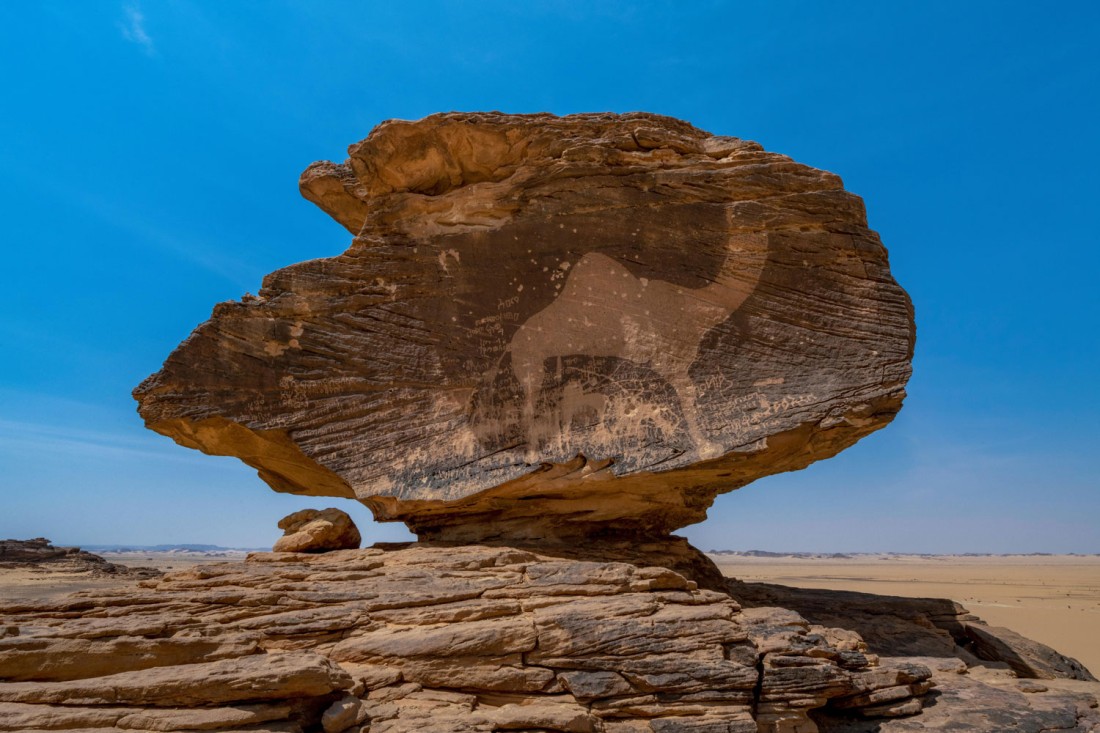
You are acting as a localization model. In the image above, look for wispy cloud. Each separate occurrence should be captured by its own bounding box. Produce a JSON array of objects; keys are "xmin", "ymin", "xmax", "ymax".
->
[
  {"xmin": 0, "ymin": 417, "xmax": 195, "ymax": 464},
  {"xmin": 6, "ymin": 157, "xmax": 257, "ymax": 291},
  {"xmin": 71, "ymin": 187, "xmax": 256, "ymax": 290},
  {"xmin": 120, "ymin": 3, "xmax": 155, "ymax": 55}
]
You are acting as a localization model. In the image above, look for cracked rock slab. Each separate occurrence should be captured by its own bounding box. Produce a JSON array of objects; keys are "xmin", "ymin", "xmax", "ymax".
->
[{"xmin": 0, "ymin": 544, "xmax": 938, "ymax": 733}]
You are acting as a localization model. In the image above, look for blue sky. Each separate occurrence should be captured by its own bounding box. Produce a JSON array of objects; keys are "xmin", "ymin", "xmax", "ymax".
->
[{"xmin": 1, "ymin": 1, "xmax": 1097, "ymax": 552}]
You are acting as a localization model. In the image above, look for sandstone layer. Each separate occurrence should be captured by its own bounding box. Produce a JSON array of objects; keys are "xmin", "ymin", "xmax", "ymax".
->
[
  {"xmin": 728, "ymin": 580, "xmax": 1097, "ymax": 682},
  {"xmin": 274, "ymin": 509, "xmax": 362, "ymax": 553},
  {"xmin": 133, "ymin": 112, "xmax": 915, "ymax": 541},
  {"xmin": 2, "ymin": 546, "xmax": 1096, "ymax": 733}
]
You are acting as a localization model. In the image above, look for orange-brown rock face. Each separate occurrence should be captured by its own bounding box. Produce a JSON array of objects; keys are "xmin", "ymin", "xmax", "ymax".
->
[
  {"xmin": 3, "ymin": 547, "xmax": 1096, "ymax": 732},
  {"xmin": 0, "ymin": 545, "xmax": 938, "ymax": 733},
  {"xmin": 273, "ymin": 509, "xmax": 362, "ymax": 553},
  {"xmin": 133, "ymin": 112, "xmax": 914, "ymax": 541}
]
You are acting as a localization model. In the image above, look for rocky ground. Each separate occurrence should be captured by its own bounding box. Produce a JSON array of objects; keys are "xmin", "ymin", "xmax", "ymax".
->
[
  {"xmin": 709, "ymin": 552, "xmax": 1100, "ymax": 676},
  {"xmin": 0, "ymin": 538, "xmax": 160, "ymax": 580},
  {"xmin": 1, "ymin": 544, "xmax": 1097, "ymax": 732}
]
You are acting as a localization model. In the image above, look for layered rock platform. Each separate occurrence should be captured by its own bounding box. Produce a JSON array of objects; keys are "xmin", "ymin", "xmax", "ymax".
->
[
  {"xmin": 0, "ymin": 545, "xmax": 933, "ymax": 733},
  {"xmin": 2, "ymin": 546, "xmax": 1096, "ymax": 732}
]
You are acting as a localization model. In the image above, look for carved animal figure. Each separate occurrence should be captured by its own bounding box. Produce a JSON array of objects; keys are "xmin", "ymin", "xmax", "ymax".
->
[{"xmin": 503, "ymin": 232, "xmax": 768, "ymax": 460}]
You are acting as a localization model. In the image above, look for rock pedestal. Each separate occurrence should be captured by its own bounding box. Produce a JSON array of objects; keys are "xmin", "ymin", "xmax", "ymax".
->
[
  {"xmin": 81, "ymin": 113, "xmax": 1098, "ymax": 731},
  {"xmin": 0, "ymin": 546, "xmax": 930, "ymax": 733}
]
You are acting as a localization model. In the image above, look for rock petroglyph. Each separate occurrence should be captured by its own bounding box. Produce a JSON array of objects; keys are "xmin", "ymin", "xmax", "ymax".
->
[
  {"xmin": 502, "ymin": 229, "xmax": 767, "ymax": 461},
  {"xmin": 134, "ymin": 111, "xmax": 915, "ymax": 541}
]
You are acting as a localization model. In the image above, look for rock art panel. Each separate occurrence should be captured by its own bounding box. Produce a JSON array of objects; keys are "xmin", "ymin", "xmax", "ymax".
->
[{"xmin": 133, "ymin": 112, "xmax": 915, "ymax": 540}]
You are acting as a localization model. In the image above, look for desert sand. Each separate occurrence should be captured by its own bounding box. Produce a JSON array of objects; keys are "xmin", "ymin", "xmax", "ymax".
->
[
  {"xmin": 711, "ymin": 553, "xmax": 1100, "ymax": 677},
  {"xmin": 0, "ymin": 550, "xmax": 249, "ymax": 601}
]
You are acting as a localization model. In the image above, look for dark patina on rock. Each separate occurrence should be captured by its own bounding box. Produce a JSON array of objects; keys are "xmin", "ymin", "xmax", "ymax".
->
[{"xmin": 133, "ymin": 112, "xmax": 915, "ymax": 542}]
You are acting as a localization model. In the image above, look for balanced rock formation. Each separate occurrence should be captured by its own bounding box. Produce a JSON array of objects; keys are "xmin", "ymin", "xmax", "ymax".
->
[
  {"xmin": 107, "ymin": 113, "xmax": 1100, "ymax": 730},
  {"xmin": 133, "ymin": 112, "xmax": 915, "ymax": 542},
  {"xmin": 274, "ymin": 508, "xmax": 362, "ymax": 553}
]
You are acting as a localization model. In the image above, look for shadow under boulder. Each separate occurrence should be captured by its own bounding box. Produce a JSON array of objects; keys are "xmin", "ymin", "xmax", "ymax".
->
[{"xmin": 726, "ymin": 579, "xmax": 1095, "ymax": 682}]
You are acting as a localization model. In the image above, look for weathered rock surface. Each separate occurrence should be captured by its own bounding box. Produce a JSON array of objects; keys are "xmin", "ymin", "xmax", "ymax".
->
[
  {"xmin": 274, "ymin": 509, "xmax": 362, "ymax": 553},
  {"xmin": 727, "ymin": 580, "xmax": 1097, "ymax": 682},
  {"xmin": 813, "ymin": 665, "xmax": 1100, "ymax": 732},
  {"xmin": 0, "ymin": 538, "xmax": 159, "ymax": 579},
  {"xmin": 133, "ymin": 111, "xmax": 914, "ymax": 541},
  {"xmin": 0, "ymin": 544, "xmax": 941, "ymax": 733},
  {"xmin": 1, "ymin": 545, "xmax": 1095, "ymax": 732}
]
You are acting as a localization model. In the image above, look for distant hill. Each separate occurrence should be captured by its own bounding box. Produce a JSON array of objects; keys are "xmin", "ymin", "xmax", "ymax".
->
[
  {"xmin": 80, "ymin": 544, "xmax": 265, "ymax": 553},
  {"xmin": 706, "ymin": 550, "xmax": 1098, "ymax": 557},
  {"xmin": 708, "ymin": 550, "xmax": 854, "ymax": 559}
]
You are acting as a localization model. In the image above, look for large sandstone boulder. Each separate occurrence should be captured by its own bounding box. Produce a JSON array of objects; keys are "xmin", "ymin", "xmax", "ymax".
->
[
  {"xmin": 133, "ymin": 111, "xmax": 914, "ymax": 542},
  {"xmin": 274, "ymin": 508, "xmax": 362, "ymax": 553}
]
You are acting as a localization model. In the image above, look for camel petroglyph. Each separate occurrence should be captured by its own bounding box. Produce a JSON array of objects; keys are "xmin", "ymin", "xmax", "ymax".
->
[{"xmin": 501, "ymin": 232, "xmax": 768, "ymax": 463}]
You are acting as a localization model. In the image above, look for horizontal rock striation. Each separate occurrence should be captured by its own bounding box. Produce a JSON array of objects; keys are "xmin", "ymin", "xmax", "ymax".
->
[
  {"xmin": 0, "ymin": 545, "xmax": 948, "ymax": 733},
  {"xmin": 133, "ymin": 111, "xmax": 915, "ymax": 541},
  {"xmin": 274, "ymin": 508, "xmax": 362, "ymax": 553},
  {"xmin": 728, "ymin": 580, "xmax": 1097, "ymax": 683}
]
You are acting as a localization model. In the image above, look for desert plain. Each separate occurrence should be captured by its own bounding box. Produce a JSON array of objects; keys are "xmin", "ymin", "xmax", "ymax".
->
[
  {"xmin": 709, "ymin": 552, "xmax": 1100, "ymax": 677},
  {"xmin": 0, "ymin": 550, "xmax": 249, "ymax": 602}
]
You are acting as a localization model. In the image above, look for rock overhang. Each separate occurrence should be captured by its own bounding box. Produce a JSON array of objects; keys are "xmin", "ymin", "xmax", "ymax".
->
[{"xmin": 133, "ymin": 111, "xmax": 915, "ymax": 541}]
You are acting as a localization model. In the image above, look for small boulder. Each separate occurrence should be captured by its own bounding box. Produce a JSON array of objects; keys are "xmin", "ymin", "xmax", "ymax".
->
[{"xmin": 273, "ymin": 509, "xmax": 361, "ymax": 553}]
